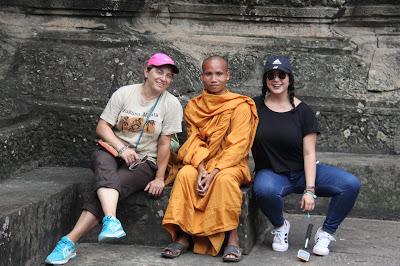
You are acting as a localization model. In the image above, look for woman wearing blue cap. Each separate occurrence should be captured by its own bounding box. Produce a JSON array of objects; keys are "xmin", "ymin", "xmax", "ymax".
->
[
  {"xmin": 251, "ymin": 55, "xmax": 361, "ymax": 256},
  {"xmin": 45, "ymin": 52, "xmax": 183, "ymax": 264}
]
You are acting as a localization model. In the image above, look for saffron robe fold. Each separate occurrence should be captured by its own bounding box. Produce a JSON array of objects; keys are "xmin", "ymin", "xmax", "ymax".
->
[{"xmin": 162, "ymin": 90, "xmax": 258, "ymax": 256}]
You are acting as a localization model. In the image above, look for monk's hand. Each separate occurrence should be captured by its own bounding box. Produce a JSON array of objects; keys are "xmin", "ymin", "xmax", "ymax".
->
[
  {"xmin": 197, "ymin": 168, "xmax": 220, "ymax": 197},
  {"xmin": 120, "ymin": 147, "xmax": 140, "ymax": 167},
  {"xmin": 144, "ymin": 178, "xmax": 165, "ymax": 197},
  {"xmin": 301, "ymin": 193, "xmax": 315, "ymax": 211},
  {"xmin": 196, "ymin": 170, "xmax": 208, "ymax": 195}
]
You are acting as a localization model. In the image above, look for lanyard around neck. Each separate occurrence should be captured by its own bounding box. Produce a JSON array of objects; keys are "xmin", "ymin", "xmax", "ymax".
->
[{"xmin": 134, "ymin": 94, "xmax": 161, "ymax": 149}]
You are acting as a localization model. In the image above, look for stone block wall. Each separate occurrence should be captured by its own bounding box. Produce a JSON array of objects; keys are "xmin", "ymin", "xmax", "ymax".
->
[{"xmin": 0, "ymin": 0, "xmax": 399, "ymax": 217}]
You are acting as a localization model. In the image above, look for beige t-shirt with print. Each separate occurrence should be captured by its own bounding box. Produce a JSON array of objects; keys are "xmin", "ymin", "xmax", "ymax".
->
[{"xmin": 100, "ymin": 84, "xmax": 183, "ymax": 161}]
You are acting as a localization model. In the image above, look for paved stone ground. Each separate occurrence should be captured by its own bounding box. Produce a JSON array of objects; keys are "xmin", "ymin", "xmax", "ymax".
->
[{"xmin": 63, "ymin": 214, "xmax": 400, "ymax": 266}]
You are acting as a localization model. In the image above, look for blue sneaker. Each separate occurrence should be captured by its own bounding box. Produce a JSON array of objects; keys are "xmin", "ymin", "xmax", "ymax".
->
[
  {"xmin": 98, "ymin": 215, "xmax": 126, "ymax": 242},
  {"xmin": 45, "ymin": 236, "xmax": 76, "ymax": 265}
]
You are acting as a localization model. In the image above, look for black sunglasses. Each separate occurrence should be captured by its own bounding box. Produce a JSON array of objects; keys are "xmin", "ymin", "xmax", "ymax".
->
[
  {"xmin": 129, "ymin": 154, "xmax": 148, "ymax": 170},
  {"xmin": 267, "ymin": 71, "xmax": 287, "ymax": 80}
]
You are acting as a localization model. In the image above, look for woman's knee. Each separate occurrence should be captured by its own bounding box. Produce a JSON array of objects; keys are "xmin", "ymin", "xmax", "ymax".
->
[
  {"xmin": 345, "ymin": 173, "xmax": 361, "ymax": 194},
  {"xmin": 318, "ymin": 164, "xmax": 361, "ymax": 193},
  {"xmin": 91, "ymin": 149, "xmax": 113, "ymax": 168},
  {"xmin": 253, "ymin": 171, "xmax": 281, "ymax": 200}
]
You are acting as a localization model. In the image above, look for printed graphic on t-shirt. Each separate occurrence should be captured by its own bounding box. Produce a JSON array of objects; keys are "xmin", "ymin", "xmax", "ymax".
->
[
  {"xmin": 144, "ymin": 120, "xmax": 156, "ymax": 133},
  {"xmin": 116, "ymin": 115, "xmax": 156, "ymax": 134}
]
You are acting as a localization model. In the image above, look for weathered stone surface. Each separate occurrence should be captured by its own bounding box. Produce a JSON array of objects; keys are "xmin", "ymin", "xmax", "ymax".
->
[
  {"xmin": 0, "ymin": 167, "xmax": 93, "ymax": 266},
  {"xmin": 0, "ymin": 1, "xmax": 398, "ymax": 173},
  {"xmin": 311, "ymin": 99, "xmax": 400, "ymax": 154},
  {"xmin": 65, "ymin": 215, "xmax": 400, "ymax": 266},
  {"xmin": 0, "ymin": 166, "xmax": 268, "ymax": 265},
  {"xmin": 0, "ymin": 156, "xmax": 398, "ymax": 264},
  {"xmin": 35, "ymin": 100, "xmax": 399, "ymax": 166},
  {"xmin": 2, "ymin": 37, "xmax": 199, "ymax": 105},
  {"xmin": 368, "ymin": 48, "xmax": 400, "ymax": 92},
  {"xmin": 283, "ymin": 152, "xmax": 400, "ymax": 220},
  {"xmin": 82, "ymin": 185, "xmax": 267, "ymax": 255},
  {"xmin": 0, "ymin": 2, "xmax": 399, "ymax": 264},
  {"xmin": 0, "ymin": 116, "xmax": 50, "ymax": 180}
]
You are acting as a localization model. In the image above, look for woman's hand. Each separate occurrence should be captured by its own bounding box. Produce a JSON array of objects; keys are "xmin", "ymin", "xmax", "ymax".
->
[
  {"xmin": 120, "ymin": 147, "xmax": 140, "ymax": 167},
  {"xmin": 301, "ymin": 192, "xmax": 315, "ymax": 211},
  {"xmin": 144, "ymin": 178, "xmax": 165, "ymax": 197}
]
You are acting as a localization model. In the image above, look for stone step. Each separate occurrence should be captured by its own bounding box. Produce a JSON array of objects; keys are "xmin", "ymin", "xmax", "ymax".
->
[
  {"xmin": 1, "ymin": 151, "xmax": 399, "ymax": 264},
  {"xmin": 2, "ymin": 1, "xmax": 399, "ymax": 27},
  {"xmin": 80, "ymin": 185, "xmax": 267, "ymax": 256},
  {"xmin": 0, "ymin": 167, "xmax": 93, "ymax": 266},
  {"xmin": 283, "ymin": 152, "xmax": 400, "ymax": 220},
  {"xmin": 0, "ymin": 166, "xmax": 267, "ymax": 265},
  {"xmin": 68, "ymin": 214, "xmax": 400, "ymax": 266},
  {"xmin": 0, "ymin": 116, "xmax": 48, "ymax": 181}
]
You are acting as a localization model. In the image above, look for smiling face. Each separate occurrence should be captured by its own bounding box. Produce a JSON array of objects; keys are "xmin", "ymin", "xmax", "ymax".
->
[
  {"xmin": 144, "ymin": 65, "xmax": 174, "ymax": 94},
  {"xmin": 201, "ymin": 57, "xmax": 230, "ymax": 95},
  {"xmin": 265, "ymin": 70, "xmax": 290, "ymax": 96}
]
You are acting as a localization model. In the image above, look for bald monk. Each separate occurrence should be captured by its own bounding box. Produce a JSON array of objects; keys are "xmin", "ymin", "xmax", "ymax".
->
[{"xmin": 161, "ymin": 55, "xmax": 258, "ymax": 262}]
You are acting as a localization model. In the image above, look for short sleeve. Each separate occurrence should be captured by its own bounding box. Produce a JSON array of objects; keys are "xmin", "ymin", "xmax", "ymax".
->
[
  {"xmin": 301, "ymin": 103, "xmax": 320, "ymax": 136},
  {"xmin": 161, "ymin": 95, "xmax": 183, "ymax": 135},
  {"xmin": 100, "ymin": 87, "xmax": 126, "ymax": 126}
]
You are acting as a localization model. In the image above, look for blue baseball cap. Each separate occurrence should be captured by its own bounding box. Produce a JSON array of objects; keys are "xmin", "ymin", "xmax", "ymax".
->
[{"xmin": 264, "ymin": 55, "xmax": 293, "ymax": 74}]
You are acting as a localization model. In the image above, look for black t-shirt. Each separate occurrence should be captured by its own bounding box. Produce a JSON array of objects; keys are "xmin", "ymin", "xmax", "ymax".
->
[{"xmin": 252, "ymin": 96, "xmax": 320, "ymax": 173}]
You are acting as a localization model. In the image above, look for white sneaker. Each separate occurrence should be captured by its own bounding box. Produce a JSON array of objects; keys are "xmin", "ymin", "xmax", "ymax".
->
[
  {"xmin": 313, "ymin": 227, "xmax": 336, "ymax": 256},
  {"xmin": 271, "ymin": 220, "xmax": 290, "ymax": 252}
]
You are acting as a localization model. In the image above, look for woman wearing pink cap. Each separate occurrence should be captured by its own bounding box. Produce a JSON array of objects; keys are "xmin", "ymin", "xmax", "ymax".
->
[{"xmin": 45, "ymin": 52, "xmax": 183, "ymax": 265}]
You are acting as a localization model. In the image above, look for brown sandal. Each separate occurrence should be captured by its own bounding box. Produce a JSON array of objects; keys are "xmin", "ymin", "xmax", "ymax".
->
[{"xmin": 161, "ymin": 242, "xmax": 188, "ymax": 258}]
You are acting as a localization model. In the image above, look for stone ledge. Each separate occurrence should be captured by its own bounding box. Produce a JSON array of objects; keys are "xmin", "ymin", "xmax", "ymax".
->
[
  {"xmin": 0, "ymin": 167, "xmax": 93, "ymax": 266},
  {"xmin": 81, "ymin": 184, "xmax": 268, "ymax": 255},
  {"xmin": 2, "ymin": 2, "xmax": 399, "ymax": 26},
  {"xmin": 0, "ymin": 166, "xmax": 268, "ymax": 265},
  {"xmin": 0, "ymin": 116, "xmax": 49, "ymax": 181},
  {"xmin": 283, "ymin": 152, "xmax": 400, "ymax": 220}
]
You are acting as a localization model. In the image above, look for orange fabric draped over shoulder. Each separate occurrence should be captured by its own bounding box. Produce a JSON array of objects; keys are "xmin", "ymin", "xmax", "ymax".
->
[{"xmin": 162, "ymin": 90, "xmax": 258, "ymax": 256}]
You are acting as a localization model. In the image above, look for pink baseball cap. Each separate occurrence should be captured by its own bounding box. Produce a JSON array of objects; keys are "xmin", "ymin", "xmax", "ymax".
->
[{"xmin": 146, "ymin": 52, "xmax": 179, "ymax": 74}]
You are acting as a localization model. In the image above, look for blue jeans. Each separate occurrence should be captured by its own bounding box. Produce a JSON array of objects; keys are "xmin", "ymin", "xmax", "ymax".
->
[{"xmin": 253, "ymin": 163, "xmax": 361, "ymax": 234}]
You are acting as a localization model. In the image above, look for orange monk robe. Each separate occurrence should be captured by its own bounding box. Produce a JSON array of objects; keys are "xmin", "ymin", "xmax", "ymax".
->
[{"xmin": 162, "ymin": 90, "xmax": 259, "ymax": 256}]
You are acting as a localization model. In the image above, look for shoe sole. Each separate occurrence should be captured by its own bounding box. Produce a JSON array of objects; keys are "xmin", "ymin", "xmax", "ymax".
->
[
  {"xmin": 45, "ymin": 252, "xmax": 76, "ymax": 265},
  {"xmin": 313, "ymin": 248, "xmax": 329, "ymax": 256},
  {"xmin": 272, "ymin": 245, "xmax": 289, "ymax": 252},
  {"xmin": 98, "ymin": 232, "xmax": 126, "ymax": 243}
]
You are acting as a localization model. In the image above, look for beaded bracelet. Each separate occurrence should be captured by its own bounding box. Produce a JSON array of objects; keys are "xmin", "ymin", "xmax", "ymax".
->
[
  {"xmin": 117, "ymin": 145, "xmax": 129, "ymax": 157},
  {"xmin": 303, "ymin": 190, "xmax": 317, "ymax": 199}
]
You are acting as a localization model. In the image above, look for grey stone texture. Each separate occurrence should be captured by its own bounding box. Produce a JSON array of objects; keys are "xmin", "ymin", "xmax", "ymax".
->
[
  {"xmin": 0, "ymin": 167, "xmax": 266, "ymax": 265},
  {"xmin": 283, "ymin": 152, "xmax": 400, "ymax": 220},
  {"xmin": 0, "ymin": 116, "xmax": 50, "ymax": 180},
  {"xmin": 81, "ymin": 185, "xmax": 266, "ymax": 255},
  {"xmin": 68, "ymin": 214, "xmax": 400, "ymax": 266},
  {"xmin": 2, "ymin": 155, "xmax": 398, "ymax": 265},
  {"xmin": 0, "ymin": 1, "xmax": 400, "ymax": 265},
  {"xmin": 0, "ymin": 167, "xmax": 92, "ymax": 266}
]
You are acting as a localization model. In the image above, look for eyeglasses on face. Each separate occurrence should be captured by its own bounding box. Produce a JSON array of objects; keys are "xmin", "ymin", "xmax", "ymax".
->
[
  {"xmin": 129, "ymin": 154, "xmax": 148, "ymax": 170},
  {"xmin": 267, "ymin": 71, "xmax": 287, "ymax": 80}
]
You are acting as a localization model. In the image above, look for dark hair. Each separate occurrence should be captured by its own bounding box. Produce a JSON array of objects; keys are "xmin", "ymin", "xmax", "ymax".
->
[{"xmin": 262, "ymin": 72, "xmax": 295, "ymax": 109}]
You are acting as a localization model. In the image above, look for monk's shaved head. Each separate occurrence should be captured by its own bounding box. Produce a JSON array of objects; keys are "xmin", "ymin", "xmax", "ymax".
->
[{"xmin": 202, "ymin": 55, "xmax": 228, "ymax": 72}]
